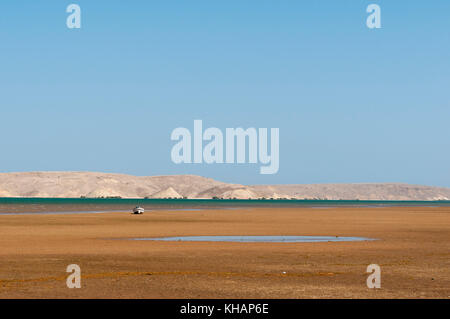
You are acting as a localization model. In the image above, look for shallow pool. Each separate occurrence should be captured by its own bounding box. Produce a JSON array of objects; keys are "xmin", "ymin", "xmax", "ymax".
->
[{"xmin": 130, "ymin": 235, "xmax": 374, "ymax": 243}]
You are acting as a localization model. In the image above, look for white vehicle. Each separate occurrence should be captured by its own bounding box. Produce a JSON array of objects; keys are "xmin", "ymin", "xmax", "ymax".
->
[{"xmin": 132, "ymin": 206, "xmax": 144, "ymax": 214}]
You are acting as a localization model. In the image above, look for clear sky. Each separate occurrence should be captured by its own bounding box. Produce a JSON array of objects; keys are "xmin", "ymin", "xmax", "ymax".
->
[{"xmin": 0, "ymin": 1, "xmax": 449, "ymax": 186}]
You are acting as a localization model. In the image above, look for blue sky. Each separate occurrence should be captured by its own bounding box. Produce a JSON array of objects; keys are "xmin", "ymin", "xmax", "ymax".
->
[{"xmin": 0, "ymin": 1, "xmax": 449, "ymax": 186}]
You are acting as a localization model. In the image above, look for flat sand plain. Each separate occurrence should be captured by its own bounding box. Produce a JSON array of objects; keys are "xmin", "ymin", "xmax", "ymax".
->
[{"xmin": 0, "ymin": 206, "xmax": 449, "ymax": 298}]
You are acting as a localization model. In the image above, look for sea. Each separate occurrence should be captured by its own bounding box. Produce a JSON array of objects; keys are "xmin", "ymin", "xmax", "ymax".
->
[{"xmin": 0, "ymin": 197, "xmax": 449, "ymax": 208}]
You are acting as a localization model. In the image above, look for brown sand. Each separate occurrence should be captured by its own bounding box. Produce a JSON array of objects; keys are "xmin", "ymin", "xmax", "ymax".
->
[{"xmin": 0, "ymin": 206, "xmax": 449, "ymax": 298}]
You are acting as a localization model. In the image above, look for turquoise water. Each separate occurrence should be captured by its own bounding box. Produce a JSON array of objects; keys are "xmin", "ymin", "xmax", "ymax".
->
[
  {"xmin": 0, "ymin": 197, "xmax": 449, "ymax": 207},
  {"xmin": 130, "ymin": 236, "xmax": 375, "ymax": 243},
  {"xmin": 0, "ymin": 210, "xmax": 124, "ymax": 215},
  {"xmin": 0, "ymin": 208, "xmax": 205, "ymax": 215}
]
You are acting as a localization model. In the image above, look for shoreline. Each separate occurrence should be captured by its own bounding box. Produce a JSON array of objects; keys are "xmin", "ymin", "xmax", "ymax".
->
[{"xmin": 0, "ymin": 198, "xmax": 449, "ymax": 214}]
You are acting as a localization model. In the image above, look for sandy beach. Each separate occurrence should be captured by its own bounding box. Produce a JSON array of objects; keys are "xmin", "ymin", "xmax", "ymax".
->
[{"xmin": 0, "ymin": 206, "xmax": 449, "ymax": 298}]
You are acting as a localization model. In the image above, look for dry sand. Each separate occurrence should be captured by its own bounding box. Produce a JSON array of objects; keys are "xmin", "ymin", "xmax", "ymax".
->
[{"xmin": 0, "ymin": 206, "xmax": 449, "ymax": 298}]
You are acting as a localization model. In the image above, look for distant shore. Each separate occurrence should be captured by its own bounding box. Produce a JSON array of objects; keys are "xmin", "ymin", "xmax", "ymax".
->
[{"xmin": 0, "ymin": 197, "xmax": 449, "ymax": 214}]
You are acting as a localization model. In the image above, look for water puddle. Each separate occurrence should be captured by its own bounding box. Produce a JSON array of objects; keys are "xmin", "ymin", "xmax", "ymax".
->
[{"xmin": 130, "ymin": 235, "xmax": 375, "ymax": 243}]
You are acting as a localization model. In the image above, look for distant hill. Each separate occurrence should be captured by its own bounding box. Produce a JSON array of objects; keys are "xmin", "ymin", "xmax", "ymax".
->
[
  {"xmin": 0, "ymin": 171, "xmax": 449, "ymax": 201},
  {"xmin": 150, "ymin": 187, "xmax": 183, "ymax": 199}
]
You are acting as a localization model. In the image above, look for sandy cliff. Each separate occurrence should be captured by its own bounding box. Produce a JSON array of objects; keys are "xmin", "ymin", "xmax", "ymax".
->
[{"xmin": 0, "ymin": 171, "xmax": 449, "ymax": 200}]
